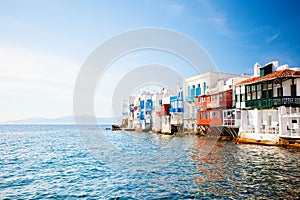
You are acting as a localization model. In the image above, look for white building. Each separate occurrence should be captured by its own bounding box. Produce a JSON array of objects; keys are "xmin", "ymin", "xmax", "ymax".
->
[
  {"xmin": 127, "ymin": 91, "xmax": 154, "ymax": 131},
  {"xmin": 235, "ymin": 61, "xmax": 300, "ymax": 145},
  {"xmin": 183, "ymin": 72, "xmax": 245, "ymax": 133},
  {"xmin": 151, "ymin": 88, "xmax": 174, "ymax": 133}
]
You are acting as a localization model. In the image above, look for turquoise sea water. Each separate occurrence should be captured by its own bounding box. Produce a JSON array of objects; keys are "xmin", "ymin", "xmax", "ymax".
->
[{"xmin": 1, "ymin": 124, "xmax": 300, "ymax": 199}]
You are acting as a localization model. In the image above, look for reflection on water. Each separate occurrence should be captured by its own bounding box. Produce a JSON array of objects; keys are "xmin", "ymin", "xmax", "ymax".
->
[
  {"xmin": 0, "ymin": 125, "xmax": 299, "ymax": 199},
  {"xmin": 192, "ymin": 138, "xmax": 300, "ymax": 198}
]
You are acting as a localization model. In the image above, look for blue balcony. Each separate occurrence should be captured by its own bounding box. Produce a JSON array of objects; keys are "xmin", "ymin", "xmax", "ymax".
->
[
  {"xmin": 170, "ymin": 96, "xmax": 178, "ymax": 102},
  {"xmin": 186, "ymin": 96, "xmax": 195, "ymax": 102},
  {"xmin": 146, "ymin": 99, "xmax": 153, "ymax": 110},
  {"xmin": 138, "ymin": 100, "xmax": 144, "ymax": 109},
  {"xmin": 178, "ymin": 91, "xmax": 183, "ymax": 100},
  {"xmin": 170, "ymin": 108, "xmax": 183, "ymax": 113},
  {"xmin": 195, "ymin": 88, "xmax": 200, "ymax": 96},
  {"xmin": 191, "ymin": 88, "xmax": 195, "ymax": 97},
  {"xmin": 137, "ymin": 111, "xmax": 144, "ymax": 120}
]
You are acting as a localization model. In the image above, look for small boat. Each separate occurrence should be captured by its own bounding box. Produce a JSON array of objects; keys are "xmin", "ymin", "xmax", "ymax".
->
[{"xmin": 112, "ymin": 124, "xmax": 122, "ymax": 131}]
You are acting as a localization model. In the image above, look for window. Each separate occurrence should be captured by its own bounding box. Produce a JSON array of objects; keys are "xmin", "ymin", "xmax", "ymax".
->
[
  {"xmin": 205, "ymin": 112, "xmax": 209, "ymax": 119},
  {"xmin": 236, "ymin": 110, "xmax": 241, "ymax": 119},
  {"xmin": 196, "ymin": 84, "xmax": 200, "ymax": 96},
  {"xmin": 277, "ymin": 87, "xmax": 282, "ymax": 97},
  {"xmin": 252, "ymin": 92, "xmax": 256, "ymax": 100},
  {"xmin": 246, "ymin": 85, "xmax": 251, "ymax": 93},
  {"xmin": 231, "ymin": 111, "xmax": 235, "ymax": 119},
  {"xmin": 262, "ymin": 90, "xmax": 267, "ymax": 98},
  {"xmin": 252, "ymin": 84, "xmax": 256, "ymax": 92},
  {"xmin": 262, "ymin": 82, "xmax": 267, "ymax": 98},
  {"xmin": 257, "ymin": 84, "xmax": 261, "ymax": 91},
  {"xmin": 191, "ymin": 85, "xmax": 195, "ymax": 97},
  {"xmin": 241, "ymin": 94, "xmax": 245, "ymax": 102},
  {"xmin": 236, "ymin": 94, "xmax": 240, "ymax": 102},
  {"xmin": 257, "ymin": 91, "xmax": 261, "ymax": 99},
  {"xmin": 247, "ymin": 92, "xmax": 251, "ymax": 101},
  {"xmin": 268, "ymin": 83, "xmax": 272, "ymax": 89},
  {"xmin": 268, "ymin": 89, "xmax": 273, "ymax": 97},
  {"xmin": 196, "ymin": 84, "xmax": 201, "ymax": 96},
  {"xmin": 291, "ymin": 84, "xmax": 296, "ymax": 97},
  {"xmin": 266, "ymin": 82, "xmax": 273, "ymax": 97},
  {"xmin": 214, "ymin": 112, "xmax": 217, "ymax": 118}
]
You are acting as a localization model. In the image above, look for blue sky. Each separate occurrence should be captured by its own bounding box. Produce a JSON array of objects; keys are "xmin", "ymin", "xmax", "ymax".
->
[{"xmin": 1, "ymin": 0, "xmax": 300, "ymax": 121}]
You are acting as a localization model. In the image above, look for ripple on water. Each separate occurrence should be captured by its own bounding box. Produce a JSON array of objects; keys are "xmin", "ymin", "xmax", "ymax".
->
[{"xmin": 1, "ymin": 125, "xmax": 300, "ymax": 199}]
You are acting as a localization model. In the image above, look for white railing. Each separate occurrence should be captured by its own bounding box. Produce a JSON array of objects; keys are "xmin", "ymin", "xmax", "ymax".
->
[
  {"xmin": 243, "ymin": 127, "xmax": 279, "ymax": 134},
  {"xmin": 281, "ymin": 129, "xmax": 300, "ymax": 137}
]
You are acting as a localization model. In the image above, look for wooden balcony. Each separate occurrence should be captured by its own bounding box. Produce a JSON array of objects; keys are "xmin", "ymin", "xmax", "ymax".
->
[
  {"xmin": 156, "ymin": 104, "xmax": 170, "ymax": 116},
  {"xmin": 197, "ymin": 90, "xmax": 233, "ymax": 109},
  {"xmin": 194, "ymin": 96, "xmax": 208, "ymax": 109},
  {"xmin": 197, "ymin": 110, "xmax": 222, "ymax": 126},
  {"xmin": 245, "ymin": 96, "xmax": 300, "ymax": 109}
]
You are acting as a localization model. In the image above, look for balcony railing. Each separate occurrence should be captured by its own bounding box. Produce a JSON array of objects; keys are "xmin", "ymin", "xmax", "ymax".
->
[
  {"xmin": 245, "ymin": 97, "xmax": 300, "ymax": 109},
  {"xmin": 243, "ymin": 127, "xmax": 279, "ymax": 135},
  {"xmin": 185, "ymin": 96, "xmax": 195, "ymax": 102},
  {"xmin": 183, "ymin": 113, "xmax": 196, "ymax": 119}
]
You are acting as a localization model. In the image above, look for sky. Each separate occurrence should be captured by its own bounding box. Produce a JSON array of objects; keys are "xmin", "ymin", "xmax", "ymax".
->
[{"xmin": 1, "ymin": 0, "xmax": 300, "ymax": 121}]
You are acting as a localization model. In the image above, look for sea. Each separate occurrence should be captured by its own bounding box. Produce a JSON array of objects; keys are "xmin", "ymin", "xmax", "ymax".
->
[{"xmin": 1, "ymin": 124, "xmax": 300, "ymax": 199}]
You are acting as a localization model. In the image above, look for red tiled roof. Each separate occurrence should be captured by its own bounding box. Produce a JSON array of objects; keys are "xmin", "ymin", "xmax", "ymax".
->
[{"xmin": 236, "ymin": 69, "xmax": 300, "ymax": 85}]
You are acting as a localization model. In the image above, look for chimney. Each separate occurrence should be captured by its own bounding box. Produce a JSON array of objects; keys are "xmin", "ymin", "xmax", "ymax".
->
[{"xmin": 253, "ymin": 62, "xmax": 260, "ymax": 77}]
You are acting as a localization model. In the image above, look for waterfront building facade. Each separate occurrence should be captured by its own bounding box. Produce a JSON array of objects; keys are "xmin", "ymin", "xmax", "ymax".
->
[
  {"xmin": 235, "ymin": 61, "xmax": 300, "ymax": 145},
  {"xmin": 127, "ymin": 88, "xmax": 177, "ymax": 134},
  {"xmin": 169, "ymin": 84, "xmax": 184, "ymax": 133},
  {"xmin": 151, "ymin": 91, "xmax": 164, "ymax": 133},
  {"xmin": 123, "ymin": 60, "xmax": 300, "ymax": 147},
  {"xmin": 183, "ymin": 72, "xmax": 247, "ymax": 133},
  {"xmin": 195, "ymin": 75, "xmax": 250, "ymax": 137},
  {"xmin": 152, "ymin": 88, "xmax": 174, "ymax": 133},
  {"xmin": 128, "ymin": 91, "xmax": 154, "ymax": 132}
]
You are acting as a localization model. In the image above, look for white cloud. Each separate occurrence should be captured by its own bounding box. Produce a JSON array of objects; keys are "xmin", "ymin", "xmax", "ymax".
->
[{"xmin": 266, "ymin": 33, "xmax": 279, "ymax": 44}]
